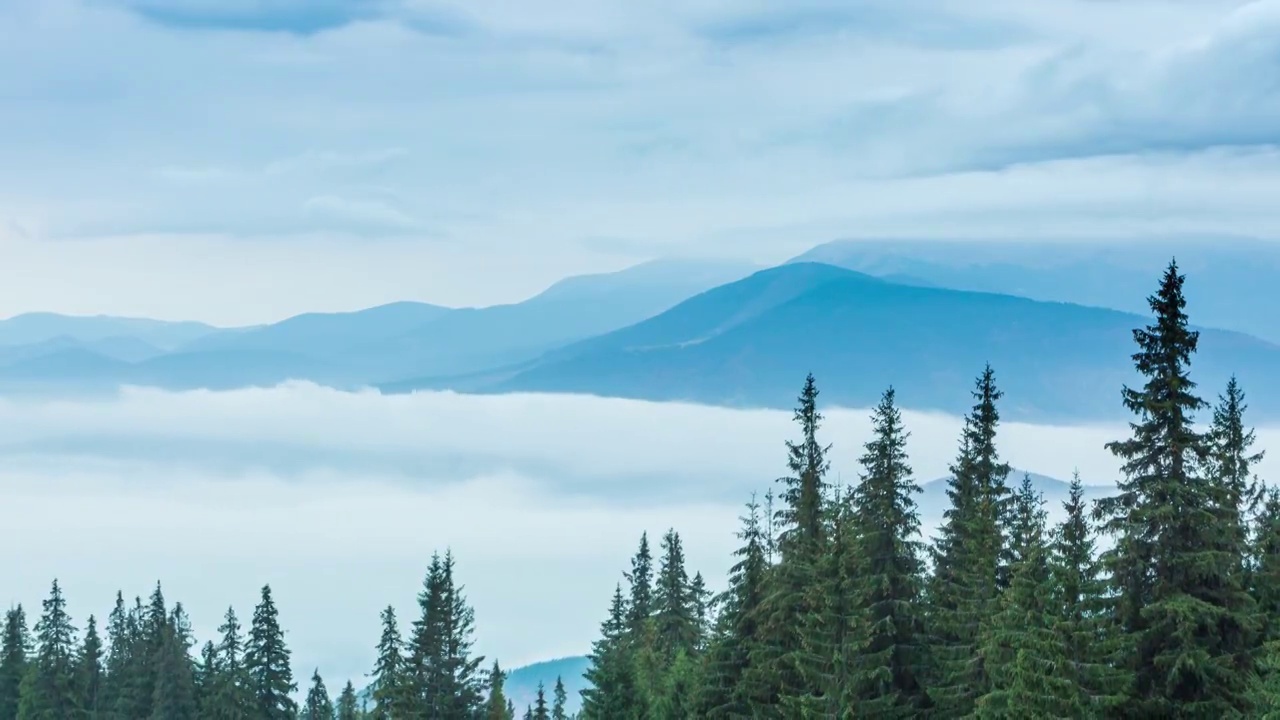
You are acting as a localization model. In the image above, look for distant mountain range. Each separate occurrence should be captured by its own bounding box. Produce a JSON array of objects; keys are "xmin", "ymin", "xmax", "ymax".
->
[{"xmin": 2, "ymin": 243, "xmax": 1278, "ymax": 422}]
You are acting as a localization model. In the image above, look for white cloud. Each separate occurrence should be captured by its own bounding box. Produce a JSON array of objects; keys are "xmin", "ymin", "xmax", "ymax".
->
[
  {"xmin": 4, "ymin": 384, "xmax": 1278, "ymax": 686},
  {"xmin": 1, "ymin": 0, "xmax": 1279, "ymax": 323}
]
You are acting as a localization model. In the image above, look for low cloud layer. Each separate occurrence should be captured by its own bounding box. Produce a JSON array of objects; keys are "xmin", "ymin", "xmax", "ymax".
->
[{"xmin": 3, "ymin": 383, "xmax": 1278, "ymax": 687}]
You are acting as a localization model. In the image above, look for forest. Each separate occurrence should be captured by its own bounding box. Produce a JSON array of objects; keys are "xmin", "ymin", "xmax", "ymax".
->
[{"xmin": 3, "ymin": 259, "xmax": 1279, "ymax": 719}]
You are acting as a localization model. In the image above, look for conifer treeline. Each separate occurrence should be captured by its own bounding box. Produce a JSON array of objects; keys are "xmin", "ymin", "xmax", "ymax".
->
[
  {"xmin": 5, "ymin": 260, "xmax": 1280, "ymax": 718},
  {"xmin": 577, "ymin": 260, "xmax": 1280, "ymax": 719}
]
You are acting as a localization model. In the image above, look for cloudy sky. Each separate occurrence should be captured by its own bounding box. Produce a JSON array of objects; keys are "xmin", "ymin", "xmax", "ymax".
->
[
  {"xmin": 14, "ymin": 384, "xmax": 1271, "ymax": 688},
  {"xmin": 2, "ymin": 0, "xmax": 1280, "ymax": 323}
]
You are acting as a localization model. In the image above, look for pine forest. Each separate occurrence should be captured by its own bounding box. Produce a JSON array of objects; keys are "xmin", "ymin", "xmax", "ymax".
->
[{"xmin": 5, "ymin": 258, "xmax": 1280, "ymax": 719}]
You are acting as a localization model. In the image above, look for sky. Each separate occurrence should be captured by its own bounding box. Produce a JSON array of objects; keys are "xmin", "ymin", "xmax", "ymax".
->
[
  {"xmin": 12, "ymin": 384, "xmax": 1276, "ymax": 688},
  {"xmin": 2, "ymin": 0, "xmax": 1280, "ymax": 323}
]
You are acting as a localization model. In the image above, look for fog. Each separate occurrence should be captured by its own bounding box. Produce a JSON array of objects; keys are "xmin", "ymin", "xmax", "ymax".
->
[{"xmin": 3, "ymin": 383, "xmax": 1277, "ymax": 690}]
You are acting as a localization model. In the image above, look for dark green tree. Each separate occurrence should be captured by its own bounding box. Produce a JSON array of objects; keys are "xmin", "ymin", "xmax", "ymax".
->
[
  {"xmin": 846, "ymin": 387, "xmax": 927, "ymax": 717},
  {"xmin": 551, "ymin": 675, "xmax": 567, "ymax": 720},
  {"xmin": 746, "ymin": 373, "xmax": 830, "ymax": 713},
  {"xmin": 531, "ymin": 683, "xmax": 549, "ymax": 720},
  {"xmin": 0, "ymin": 606, "xmax": 29, "ymax": 720},
  {"xmin": 335, "ymin": 681, "xmax": 359, "ymax": 720},
  {"xmin": 1097, "ymin": 260, "xmax": 1258, "ymax": 716},
  {"xmin": 301, "ymin": 669, "xmax": 334, "ymax": 720},
  {"xmin": 17, "ymin": 580, "xmax": 78, "ymax": 720},
  {"xmin": 368, "ymin": 606, "xmax": 404, "ymax": 720},
  {"xmin": 926, "ymin": 366, "xmax": 1011, "ymax": 718},
  {"xmin": 1209, "ymin": 377, "xmax": 1264, "ymax": 571},
  {"xmin": 405, "ymin": 551, "xmax": 485, "ymax": 718},
  {"xmin": 975, "ymin": 476, "xmax": 1080, "ymax": 717},
  {"xmin": 624, "ymin": 534, "xmax": 654, "ymax": 636},
  {"xmin": 580, "ymin": 585, "xmax": 639, "ymax": 719},
  {"xmin": 77, "ymin": 614, "xmax": 104, "ymax": 718},
  {"xmin": 244, "ymin": 585, "xmax": 296, "ymax": 719},
  {"xmin": 207, "ymin": 606, "xmax": 253, "ymax": 720},
  {"xmin": 149, "ymin": 605, "xmax": 198, "ymax": 720},
  {"xmin": 653, "ymin": 529, "xmax": 697, "ymax": 662},
  {"xmin": 484, "ymin": 661, "xmax": 509, "ymax": 720}
]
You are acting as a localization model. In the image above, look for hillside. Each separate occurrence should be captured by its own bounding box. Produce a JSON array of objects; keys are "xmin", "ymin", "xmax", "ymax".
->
[{"xmin": 477, "ymin": 263, "xmax": 1280, "ymax": 423}]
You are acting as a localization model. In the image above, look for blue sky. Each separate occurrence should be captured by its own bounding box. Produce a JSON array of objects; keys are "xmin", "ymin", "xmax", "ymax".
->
[{"xmin": 2, "ymin": 0, "xmax": 1280, "ymax": 323}]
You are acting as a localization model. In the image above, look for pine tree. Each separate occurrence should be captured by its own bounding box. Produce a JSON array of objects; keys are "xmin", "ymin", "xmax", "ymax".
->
[
  {"xmin": 206, "ymin": 606, "xmax": 253, "ymax": 720},
  {"xmin": 99, "ymin": 593, "xmax": 129, "ymax": 716},
  {"xmin": 369, "ymin": 605, "xmax": 404, "ymax": 719},
  {"xmin": 17, "ymin": 580, "xmax": 79, "ymax": 720},
  {"xmin": 244, "ymin": 585, "xmax": 296, "ymax": 720},
  {"xmin": 484, "ymin": 661, "xmax": 509, "ymax": 720},
  {"xmin": 301, "ymin": 670, "xmax": 335, "ymax": 720},
  {"xmin": 747, "ymin": 373, "xmax": 831, "ymax": 713},
  {"xmin": 846, "ymin": 387, "xmax": 927, "ymax": 717},
  {"xmin": 195, "ymin": 641, "xmax": 218, "ymax": 715},
  {"xmin": 975, "ymin": 476, "xmax": 1081, "ymax": 717},
  {"xmin": 77, "ymin": 614, "xmax": 104, "ymax": 718},
  {"xmin": 688, "ymin": 573, "xmax": 712, "ymax": 652},
  {"xmin": 0, "ymin": 606, "xmax": 29, "ymax": 720},
  {"xmin": 1254, "ymin": 487, "xmax": 1280, "ymax": 642},
  {"xmin": 532, "ymin": 683, "xmax": 549, "ymax": 720},
  {"xmin": 551, "ymin": 676, "xmax": 568, "ymax": 720},
  {"xmin": 149, "ymin": 605, "xmax": 198, "ymax": 720},
  {"xmin": 1097, "ymin": 260, "xmax": 1258, "ymax": 716},
  {"xmin": 653, "ymin": 529, "xmax": 697, "ymax": 662},
  {"xmin": 580, "ymin": 585, "xmax": 639, "ymax": 719},
  {"xmin": 625, "ymin": 534, "xmax": 654, "ymax": 637},
  {"xmin": 335, "ymin": 681, "xmax": 359, "ymax": 720},
  {"xmin": 1209, "ymin": 377, "xmax": 1265, "ymax": 569},
  {"xmin": 1050, "ymin": 471, "xmax": 1128, "ymax": 717},
  {"xmin": 699, "ymin": 496, "xmax": 770, "ymax": 717},
  {"xmin": 405, "ymin": 551, "xmax": 485, "ymax": 718},
  {"xmin": 926, "ymin": 366, "xmax": 1011, "ymax": 718}
]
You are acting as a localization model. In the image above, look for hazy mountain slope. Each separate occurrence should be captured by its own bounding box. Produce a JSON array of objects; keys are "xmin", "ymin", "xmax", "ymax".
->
[
  {"xmin": 790, "ymin": 236, "xmax": 1280, "ymax": 343},
  {"xmin": 483, "ymin": 263, "xmax": 1280, "ymax": 423},
  {"xmin": 0, "ymin": 312, "xmax": 226, "ymax": 349},
  {"xmin": 504, "ymin": 656, "xmax": 591, "ymax": 716}
]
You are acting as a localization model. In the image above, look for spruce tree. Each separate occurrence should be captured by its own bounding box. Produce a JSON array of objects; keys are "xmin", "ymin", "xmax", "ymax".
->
[
  {"xmin": 484, "ymin": 661, "xmax": 509, "ymax": 720},
  {"xmin": 77, "ymin": 614, "xmax": 104, "ymax": 718},
  {"xmin": 580, "ymin": 585, "xmax": 639, "ymax": 719},
  {"xmin": 17, "ymin": 580, "xmax": 79, "ymax": 720},
  {"xmin": 846, "ymin": 387, "xmax": 927, "ymax": 717},
  {"xmin": 99, "ymin": 593, "xmax": 130, "ymax": 716},
  {"xmin": 926, "ymin": 365, "xmax": 1011, "ymax": 718},
  {"xmin": 1050, "ymin": 471, "xmax": 1128, "ymax": 717},
  {"xmin": 532, "ymin": 683, "xmax": 549, "ymax": 720},
  {"xmin": 625, "ymin": 534, "xmax": 654, "ymax": 637},
  {"xmin": 149, "ymin": 606, "xmax": 198, "ymax": 720},
  {"xmin": 1097, "ymin": 260, "xmax": 1258, "ymax": 716},
  {"xmin": 653, "ymin": 529, "xmax": 697, "ymax": 662},
  {"xmin": 1254, "ymin": 487, "xmax": 1280, "ymax": 642},
  {"xmin": 0, "ymin": 606, "xmax": 29, "ymax": 720},
  {"xmin": 551, "ymin": 676, "xmax": 567, "ymax": 720},
  {"xmin": 244, "ymin": 585, "xmax": 296, "ymax": 719},
  {"xmin": 699, "ymin": 496, "xmax": 769, "ymax": 717},
  {"xmin": 405, "ymin": 551, "xmax": 485, "ymax": 718},
  {"xmin": 301, "ymin": 669, "xmax": 334, "ymax": 720},
  {"xmin": 974, "ymin": 477, "xmax": 1080, "ymax": 718},
  {"xmin": 1209, "ymin": 377, "xmax": 1264, "ymax": 569},
  {"xmin": 369, "ymin": 605, "xmax": 404, "ymax": 719},
  {"xmin": 335, "ymin": 681, "xmax": 359, "ymax": 720},
  {"xmin": 195, "ymin": 641, "xmax": 218, "ymax": 715},
  {"xmin": 747, "ymin": 373, "xmax": 830, "ymax": 713}
]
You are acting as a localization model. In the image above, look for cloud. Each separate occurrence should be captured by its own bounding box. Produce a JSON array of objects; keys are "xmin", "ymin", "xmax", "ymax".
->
[
  {"xmin": 2, "ymin": 0, "xmax": 1280, "ymax": 321},
  {"xmin": 4, "ymin": 384, "xmax": 1279, "ymax": 686}
]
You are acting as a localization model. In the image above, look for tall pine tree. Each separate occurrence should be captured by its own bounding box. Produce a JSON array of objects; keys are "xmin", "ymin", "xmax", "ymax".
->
[
  {"xmin": 301, "ymin": 670, "xmax": 334, "ymax": 720},
  {"xmin": 0, "ymin": 606, "xmax": 29, "ymax": 720},
  {"xmin": 17, "ymin": 580, "xmax": 78, "ymax": 720},
  {"xmin": 244, "ymin": 585, "xmax": 296, "ymax": 719}
]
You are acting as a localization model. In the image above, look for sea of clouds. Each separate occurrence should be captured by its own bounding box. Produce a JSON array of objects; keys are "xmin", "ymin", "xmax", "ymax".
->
[{"xmin": 3, "ymin": 382, "xmax": 1276, "ymax": 689}]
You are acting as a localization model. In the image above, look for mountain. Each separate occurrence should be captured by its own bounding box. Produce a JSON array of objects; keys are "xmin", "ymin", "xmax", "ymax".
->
[
  {"xmin": 0, "ymin": 258, "xmax": 759, "ymax": 391},
  {"xmin": 472, "ymin": 263, "xmax": 1280, "ymax": 423},
  {"xmin": 790, "ymin": 236, "xmax": 1280, "ymax": 343},
  {"xmin": 504, "ymin": 656, "xmax": 591, "ymax": 716},
  {"xmin": 0, "ymin": 312, "xmax": 226, "ymax": 350}
]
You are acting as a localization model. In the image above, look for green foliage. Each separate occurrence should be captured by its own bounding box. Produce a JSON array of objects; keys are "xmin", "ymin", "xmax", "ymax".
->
[
  {"xmin": 404, "ymin": 551, "xmax": 486, "ymax": 718},
  {"xmin": 244, "ymin": 585, "xmax": 297, "ymax": 720},
  {"xmin": 0, "ymin": 606, "xmax": 30, "ymax": 720},
  {"xmin": 335, "ymin": 681, "xmax": 359, "ymax": 720},
  {"xmin": 18, "ymin": 580, "xmax": 78, "ymax": 720},
  {"xmin": 301, "ymin": 669, "xmax": 334, "ymax": 720}
]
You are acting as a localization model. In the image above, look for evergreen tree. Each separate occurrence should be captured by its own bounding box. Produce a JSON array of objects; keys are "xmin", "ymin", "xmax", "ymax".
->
[
  {"xmin": 195, "ymin": 641, "xmax": 218, "ymax": 715},
  {"xmin": 335, "ymin": 681, "xmax": 359, "ymax": 720},
  {"xmin": 1255, "ymin": 487, "xmax": 1280, "ymax": 641},
  {"xmin": 551, "ymin": 676, "xmax": 567, "ymax": 720},
  {"xmin": 926, "ymin": 366, "xmax": 1011, "ymax": 717},
  {"xmin": 208, "ymin": 606, "xmax": 253, "ymax": 720},
  {"xmin": 484, "ymin": 661, "xmax": 509, "ymax": 720},
  {"xmin": 77, "ymin": 614, "xmax": 104, "ymax": 718},
  {"xmin": 846, "ymin": 387, "xmax": 927, "ymax": 717},
  {"xmin": 149, "ymin": 606, "xmax": 198, "ymax": 720},
  {"xmin": 1209, "ymin": 377, "xmax": 1265, "ymax": 569},
  {"xmin": 653, "ymin": 529, "xmax": 697, "ymax": 662},
  {"xmin": 1097, "ymin": 260, "xmax": 1258, "ymax": 716},
  {"xmin": 688, "ymin": 573, "xmax": 712, "ymax": 652},
  {"xmin": 368, "ymin": 605, "xmax": 404, "ymax": 719},
  {"xmin": 580, "ymin": 585, "xmax": 639, "ymax": 719},
  {"xmin": 746, "ymin": 373, "xmax": 830, "ymax": 713},
  {"xmin": 624, "ymin": 534, "xmax": 654, "ymax": 636},
  {"xmin": 975, "ymin": 477, "xmax": 1081, "ymax": 717},
  {"xmin": 244, "ymin": 585, "xmax": 296, "ymax": 720},
  {"xmin": 100, "ymin": 593, "xmax": 130, "ymax": 717},
  {"xmin": 301, "ymin": 670, "xmax": 334, "ymax": 720},
  {"xmin": 532, "ymin": 683, "xmax": 549, "ymax": 720},
  {"xmin": 17, "ymin": 580, "xmax": 79, "ymax": 720},
  {"xmin": 0, "ymin": 606, "xmax": 29, "ymax": 720},
  {"xmin": 405, "ymin": 551, "xmax": 485, "ymax": 718},
  {"xmin": 699, "ymin": 496, "xmax": 769, "ymax": 717}
]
